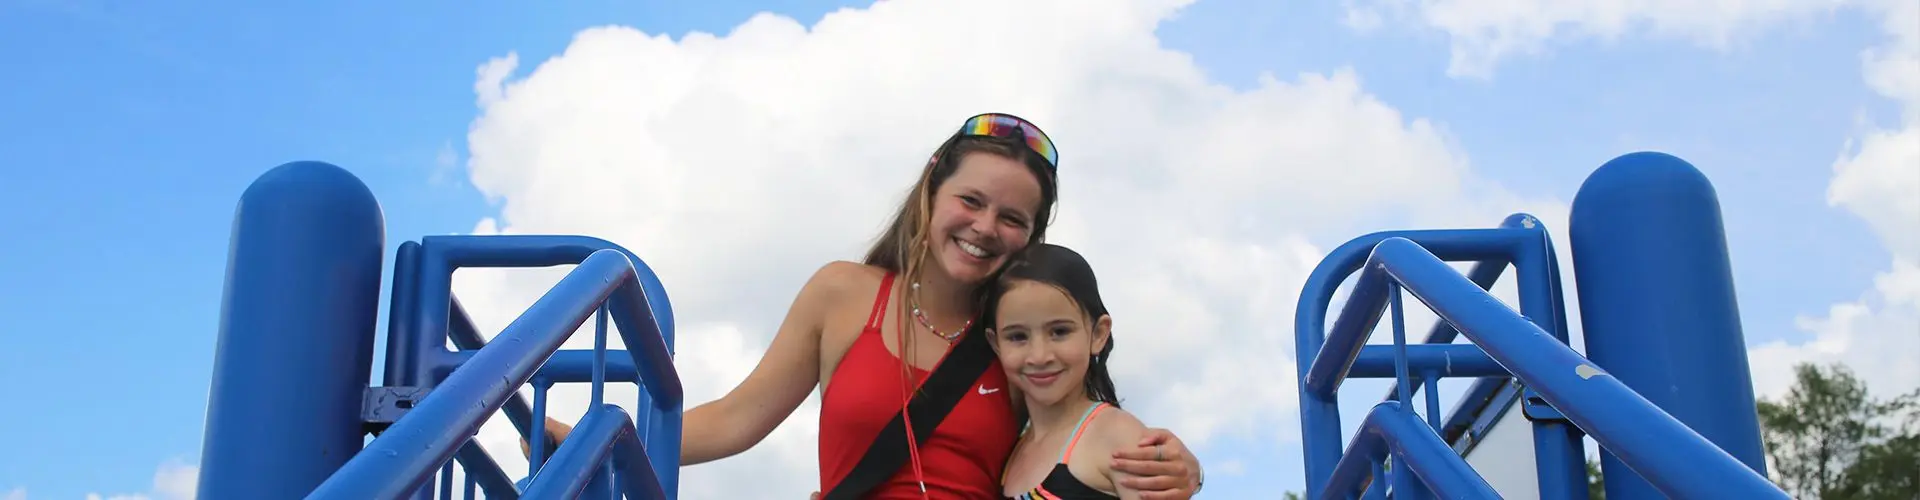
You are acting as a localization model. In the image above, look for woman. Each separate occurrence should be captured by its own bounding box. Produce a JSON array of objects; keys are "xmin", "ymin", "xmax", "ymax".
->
[
  {"xmin": 986, "ymin": 243, "xmax": 1144, "ymax": 500},
  {"xmin": 534, "ymin": 113, "xmax": 1204, "ymax": 499}
]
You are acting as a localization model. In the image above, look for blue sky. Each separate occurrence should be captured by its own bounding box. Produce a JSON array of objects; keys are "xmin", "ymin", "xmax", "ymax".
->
[{"xmin": 0, "ymin": 0, "xmax": 1901, "ymax": 497}]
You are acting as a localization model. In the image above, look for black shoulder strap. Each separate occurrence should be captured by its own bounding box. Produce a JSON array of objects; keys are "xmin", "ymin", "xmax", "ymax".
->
[{"xmin": 822, "ymin": 330, "xmax": 996, "ymax": 500}]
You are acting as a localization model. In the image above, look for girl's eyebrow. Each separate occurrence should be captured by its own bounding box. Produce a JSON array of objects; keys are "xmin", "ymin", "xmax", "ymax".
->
[{"xmin": 998, "ymin": 315, "xmax": 1075, "ymax": 329}]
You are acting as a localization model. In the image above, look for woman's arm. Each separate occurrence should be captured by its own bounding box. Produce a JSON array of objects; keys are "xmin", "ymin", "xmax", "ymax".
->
[
  {"xmin": 678, "ymin": 261, "xmax": 862, "ymax": 465},
  {"xmin": 1110, "ymin": 428, "xmax": 1203, "ymax": 500},
  {"xmin": 529, "ymin": 262, "xmax": 861, "ymax": 464}
]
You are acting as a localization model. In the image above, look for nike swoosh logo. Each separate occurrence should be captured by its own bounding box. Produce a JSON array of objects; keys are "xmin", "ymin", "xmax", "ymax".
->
[{"xmin": 978, "ymin": 386, "xmax": 1001, "ymax": 395}]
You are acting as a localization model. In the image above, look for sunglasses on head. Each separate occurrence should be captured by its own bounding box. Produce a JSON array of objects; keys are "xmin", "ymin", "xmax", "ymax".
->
[{"xmin": 951, "ymin": 113, "xmax": 1060, "ymax": 171}]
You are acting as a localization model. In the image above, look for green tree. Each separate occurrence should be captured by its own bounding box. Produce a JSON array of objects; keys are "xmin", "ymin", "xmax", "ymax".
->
[
  {"xmin": 1756, "ymin": 362, "xmax": 1919, "ymax": 499},
  {"xmin": 1586, "ymin": 457, "xmax": 1605, "ymax": 500}
]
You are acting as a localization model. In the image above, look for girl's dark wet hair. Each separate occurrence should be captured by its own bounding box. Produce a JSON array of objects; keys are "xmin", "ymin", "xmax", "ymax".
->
[{"xmin": 986, "ymin": 243, "xmax": 1122, "ymax": 409}]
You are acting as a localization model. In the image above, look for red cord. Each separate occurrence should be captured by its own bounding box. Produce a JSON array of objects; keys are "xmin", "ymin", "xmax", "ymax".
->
[
  {"xmin": 902, "ymin": 394, "xmax": 928, "ymax": 498},
  {"xmin": 897, "ymin": 306, "xmax": 929, "ymax": 500},
  {"xmin": 898, "ymin": 329, "xmax": 961, "ymax": 500}
]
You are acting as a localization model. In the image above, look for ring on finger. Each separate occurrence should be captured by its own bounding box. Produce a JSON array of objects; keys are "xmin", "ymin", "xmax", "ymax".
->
[{"xmin": 1154, "ymin": 444, "xmax": 1164, "ymax": 461}]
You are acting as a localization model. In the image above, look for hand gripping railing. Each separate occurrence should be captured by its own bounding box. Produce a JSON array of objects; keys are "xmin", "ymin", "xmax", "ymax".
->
[
  {"xmin": 308, "ymin": 241, "xmax": 684, "ymax": 499},
  {"xmin": 1298, "ymin": 234, "xmax": 1787, "ymax": 499}
]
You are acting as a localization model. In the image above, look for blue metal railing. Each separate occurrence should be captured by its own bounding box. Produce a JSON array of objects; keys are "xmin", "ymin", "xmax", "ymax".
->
[
  {"xmin": 1313, "ymin": 236, "xmax": 1785, "ymax": 499},
  {"xmin": 1295, "ymin": 214, "xmax": 1581, "ymax": 499},
  {"xmin": 197, "ymin": 161, "xmax": 684, "ymax": 499},
  {"xmin": 1294, "ymin": 218, "xmax": 1788, "ymax": 498},
  {"xmin": 309, "ymin": 246, "xmax": 683, "ymax": 498},
  {"xmin": 397, "ymin": 235, "xmax": 681, "ymax": 496}
]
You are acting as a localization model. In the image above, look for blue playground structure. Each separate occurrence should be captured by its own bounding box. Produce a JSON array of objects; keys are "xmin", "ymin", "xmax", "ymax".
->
[
  {"xmin": 195, "ymin": 161, "xmax": 682, "ymax": 499},
  {"xmin": 194, "ymin": 152, "xmax": 1791, "ymax": 499},
  {"xmin": 1293, "ymin": 152, "xmax": 1787, "ymax": 499}
]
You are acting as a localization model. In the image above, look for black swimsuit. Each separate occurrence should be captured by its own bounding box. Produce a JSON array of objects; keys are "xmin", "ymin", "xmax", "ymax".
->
[{"xmin": 1003, "ymin": 402, "xmax": 1123, "ymax": 500}]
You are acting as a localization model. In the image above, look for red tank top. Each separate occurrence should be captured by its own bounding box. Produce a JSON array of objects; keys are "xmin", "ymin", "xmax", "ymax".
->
[{"xmin": 818, "ymin": 272, "xmax": 1019, "ymax": 499}]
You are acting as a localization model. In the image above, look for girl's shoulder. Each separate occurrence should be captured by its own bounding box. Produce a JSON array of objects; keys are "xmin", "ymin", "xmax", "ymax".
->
[
  {"xmin": 1066, "ymin": 404, "xmax": 1149, "ymax": 497},
  {"xmin": 1084, "ymin": 404, "xmax": 1148, "ymax": 457}
]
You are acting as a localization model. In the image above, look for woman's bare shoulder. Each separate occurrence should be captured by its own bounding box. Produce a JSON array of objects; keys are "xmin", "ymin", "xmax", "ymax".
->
[
  {"xmin": 810, "ymin": 261, "xmax": 890, "ymax": 296},
  {"xmin": 804, "ymin": 261, "xmax": 888, "ymax": 302}
]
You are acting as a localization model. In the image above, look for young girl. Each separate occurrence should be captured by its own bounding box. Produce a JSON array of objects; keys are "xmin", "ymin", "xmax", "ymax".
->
[{"xmin": 986, "ymin": 244, "xmax": 1153, "ymax": 500}]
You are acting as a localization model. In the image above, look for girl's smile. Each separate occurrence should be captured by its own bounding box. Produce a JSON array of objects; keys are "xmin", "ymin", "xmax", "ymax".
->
[{"xmin": 1023, "ymin": 369, "xmax": 1064, "ymax": 387}]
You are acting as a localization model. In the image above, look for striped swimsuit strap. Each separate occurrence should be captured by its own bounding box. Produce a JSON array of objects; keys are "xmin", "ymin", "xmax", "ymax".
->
[{"xmin": 1008, "ymin": 402, "xmax": 1112, "ymax": 500}]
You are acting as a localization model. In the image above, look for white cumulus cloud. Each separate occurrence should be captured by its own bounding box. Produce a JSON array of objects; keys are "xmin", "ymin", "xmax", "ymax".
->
[
  {"xmin": 1751, "ymin": 0, "xmax": 1920, "ymax": 402},
  {"xmin": 439, "ymin": 0, "xmax": 1556, "ymax": 496},
  {"xmin": 84, "ymin": 459, "xmax": 197, "ymax": 500}
]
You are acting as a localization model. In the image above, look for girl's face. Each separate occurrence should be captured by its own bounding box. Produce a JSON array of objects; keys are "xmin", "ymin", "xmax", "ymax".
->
[
  {"xmin": 926, "ymin": 152, "xmax": 1042, "ymax": 285},
  {"xmin": 990, "ymin": 279, "xmax": 1111, "ymax": 407}
]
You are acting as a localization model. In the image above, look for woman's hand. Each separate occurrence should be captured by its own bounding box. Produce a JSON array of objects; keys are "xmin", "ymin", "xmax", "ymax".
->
[
  {"xmin": 518, "ymin": 416, "xmax": 574, "ymax": 457},
  {"xmin": 1109, "ymin": 428, "xmax": 1202, "ymax": 499}
]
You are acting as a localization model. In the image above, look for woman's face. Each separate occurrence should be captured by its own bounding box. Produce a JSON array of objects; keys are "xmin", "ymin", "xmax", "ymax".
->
[
  {"xmin": 926, "ymin": 152, "xmax": 1043, "ymax": 286},
  {"xmin": 991, "ymin": 279, "xmax": 1108, "ymax": 407}
]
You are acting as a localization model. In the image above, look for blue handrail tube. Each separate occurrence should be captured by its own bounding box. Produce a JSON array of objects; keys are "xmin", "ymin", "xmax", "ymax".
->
[
  {"xmin": 1348, "ymin": 344, "xmax": 1503, "ymax": 379},
  {"xmin": 446, "ymin": 295, "xmax": 549, "ymax": 452},
  {"xmin": 523, "ymin": 405, "xmax": 670, "ymax": 499},
  {"xmin": 453, "ymin": 441, "xmax": 520, "ymax": 499},
  {"xmin": 1319, "ymin": 402, "xmax": 1500, "ymax": 500}
]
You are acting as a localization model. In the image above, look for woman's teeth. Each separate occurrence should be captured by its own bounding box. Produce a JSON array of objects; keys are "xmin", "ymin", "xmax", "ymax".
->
[{"xmin": 957, "ymin": 238, "xmax": 992, "ymax": 258}]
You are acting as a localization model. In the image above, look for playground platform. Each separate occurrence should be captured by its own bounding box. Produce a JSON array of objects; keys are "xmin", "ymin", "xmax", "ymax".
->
[{"xmin": 192, "ymin": 152, "xmax": 1789, "ymax": 499}]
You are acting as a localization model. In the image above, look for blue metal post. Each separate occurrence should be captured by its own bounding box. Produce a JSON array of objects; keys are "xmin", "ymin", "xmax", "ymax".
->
[
  {"xmin": 1511, "ymin": 220, "xmax": 1588, "ymax": 500},
  {"xmin": 197, "ymin": 161, "xmax": 385, "ymax": 499},
  {"xmin": 1569, "ymin": 152, "xmax": 1769, "ymax": 499}
]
